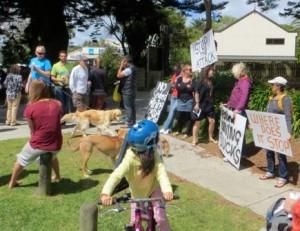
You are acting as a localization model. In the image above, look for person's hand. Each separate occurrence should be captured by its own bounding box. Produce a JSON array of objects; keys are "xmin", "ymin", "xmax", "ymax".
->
[
  {"xmin": 25, "ymin": 82, "xmax": 29, "ymax": 94},
  {"xmin": 101, "ymin": 194, "xmax": 113, "ymax": 206},
  {"xmin": 284, "ymin": 198, "xmax": 297, "ymax": 213},
  {"xmin": 193, "ymin": 104, "xmax": 200, "ymax": 112},
  {"xmin": 163, "ymin": 192, "xmax": 173, "ymax": 201}
]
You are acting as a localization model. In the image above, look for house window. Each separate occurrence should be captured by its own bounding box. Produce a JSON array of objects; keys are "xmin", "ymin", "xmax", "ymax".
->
[{"xmin": 266, "ymin": 38, "xmax": 285, "ymax": 45}]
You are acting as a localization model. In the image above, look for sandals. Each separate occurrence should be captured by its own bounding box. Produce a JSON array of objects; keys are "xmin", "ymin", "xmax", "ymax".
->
[
  {"xmin": 275, "ymin": 179, "xmax": 288, "ymax": 188},
  {"xmin": 209, "ymin": 138, "xmax": 218, "ymax": 144},
  {"xmin": 259, "ymin": 173, "xmax": 275, "ymax": 180}
]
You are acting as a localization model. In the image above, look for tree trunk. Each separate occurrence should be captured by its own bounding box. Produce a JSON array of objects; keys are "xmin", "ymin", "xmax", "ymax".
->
[{"xmin": 204, "ymin": 0, "xmax": 212, "ymax": 31}]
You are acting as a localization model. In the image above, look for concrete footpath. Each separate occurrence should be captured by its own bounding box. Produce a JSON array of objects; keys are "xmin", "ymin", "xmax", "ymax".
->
[{"xmin": 0, "ymin": 91, "xmax": 296, "ymax": 218}]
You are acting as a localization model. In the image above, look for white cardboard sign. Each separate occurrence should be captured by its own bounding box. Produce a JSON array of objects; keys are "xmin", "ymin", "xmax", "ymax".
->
[
  {"xmin": 190, "ymin": 29, "xmax": 218, "ymax": 72},
  {"xmin": 246, "ymin": 110, "xmax": 292, "ymax": 156},
  {"xmin": 218, "ymin": 106, "xmax": 247, "ymax": 170}
]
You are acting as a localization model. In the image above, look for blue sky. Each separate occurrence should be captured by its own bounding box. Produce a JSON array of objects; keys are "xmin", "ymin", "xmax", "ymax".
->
[{"xmin": 70, "ymin": 0, "xmax": 294, "ymax": 45}]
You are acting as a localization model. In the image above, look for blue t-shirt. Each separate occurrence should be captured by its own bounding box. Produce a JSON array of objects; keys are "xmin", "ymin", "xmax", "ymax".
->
[{"xmin": 29, "ymin": 57, "xmax": 52, "ymax": 85}]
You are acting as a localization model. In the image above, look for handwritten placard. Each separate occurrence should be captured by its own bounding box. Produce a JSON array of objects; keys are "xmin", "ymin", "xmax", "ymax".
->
[
  {"xmin": 218, "ymin": 106, "xmax": 247, "ymax": 169},
  {"xmin": 145, "ymin": 82, "xmax": 171, "ymax": 123},
  {"xmin": 190, "ymin": 29, "xmax": 218, "ymax": 72},
  {"xmin": 246, "ymin": 110, "xmax": 292, "ymax": 156}
]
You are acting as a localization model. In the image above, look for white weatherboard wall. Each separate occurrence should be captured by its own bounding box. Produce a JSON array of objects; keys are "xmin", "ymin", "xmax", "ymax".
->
[{"xmin": 214, "ymin": 11, "xmax": 297, "ymax": 58}]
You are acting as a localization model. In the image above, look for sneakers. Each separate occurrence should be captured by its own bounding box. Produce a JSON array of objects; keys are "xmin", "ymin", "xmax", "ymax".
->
[{"xmin": 160, "ymin": 129, "xmax": 170, "ymax": 135}]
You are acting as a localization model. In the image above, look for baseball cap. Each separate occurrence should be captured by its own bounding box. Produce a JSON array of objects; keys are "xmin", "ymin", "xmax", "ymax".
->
[{"xmin": 268, "ymin": 76, "xmax": 287, "ymax": 86}]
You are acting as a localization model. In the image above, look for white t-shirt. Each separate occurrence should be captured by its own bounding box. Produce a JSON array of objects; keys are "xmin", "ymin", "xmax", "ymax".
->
[{"xmin": 69, "ymin": 65, "xmax": 89, "ymax": 94}]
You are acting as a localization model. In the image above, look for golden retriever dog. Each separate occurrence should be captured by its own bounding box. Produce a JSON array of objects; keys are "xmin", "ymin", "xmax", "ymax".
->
[
  {"xmin": 70, "ymin": 128, "xmax": 127, "ymax": 177},
  {"xmin": 70, "ymin": 128, "xmax": 170, "ymax": 177},
  {"xmin": 61, "ymin": 109, "xmax": 122, "ymax": 137}
]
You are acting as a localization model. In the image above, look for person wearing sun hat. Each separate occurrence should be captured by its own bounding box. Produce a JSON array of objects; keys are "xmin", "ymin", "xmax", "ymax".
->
[{"xmin": 259, "ymin": 76, "xmax": 293, "ymax": 188}]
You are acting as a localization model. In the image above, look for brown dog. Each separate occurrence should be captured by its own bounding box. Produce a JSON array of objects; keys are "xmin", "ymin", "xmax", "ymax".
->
[
  {"xmin": 61, "ymin": 109, "xmax": 122, "ymax": 137},
  {"xmin": 70, "ymin": 128, "xmax": 170, "ymax": 177},
  {"xmin": 70, "ymin": 128, "xmax": 127, "ymax": 177}
]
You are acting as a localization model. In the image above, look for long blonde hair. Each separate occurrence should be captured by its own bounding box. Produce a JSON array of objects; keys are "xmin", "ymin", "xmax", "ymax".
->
[{"xmin": 28, "ymin": 80, "xmax": 50, "ymax": 103}]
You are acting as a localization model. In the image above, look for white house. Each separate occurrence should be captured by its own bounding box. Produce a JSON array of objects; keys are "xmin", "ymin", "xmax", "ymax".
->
[{"xmin": 214, "ymin": 10, "xmax": 297, "ymax": 62}]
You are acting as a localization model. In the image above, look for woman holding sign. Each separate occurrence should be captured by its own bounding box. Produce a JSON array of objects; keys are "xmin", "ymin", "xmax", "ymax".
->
[
  {"xmin": 259, "ymin": 76, "xmax": 292, "ymax": 188},
  {"xmin": 192, "ymin": 65, "xmax": 217, "ymax": 145},
  {"xmin": 223, "ymin": 63, "xmax": 252, "ymax": 161}
]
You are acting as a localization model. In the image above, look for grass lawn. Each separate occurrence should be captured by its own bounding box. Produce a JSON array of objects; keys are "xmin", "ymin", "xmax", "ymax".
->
[{"xmin": 0, "ymin": 136, "xmax": 264, "ymax": 231}]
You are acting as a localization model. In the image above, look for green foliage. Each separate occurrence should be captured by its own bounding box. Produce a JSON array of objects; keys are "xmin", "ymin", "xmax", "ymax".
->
[
  {"xmin": 100, "ymin": 46, "xmax": 122, "ymax": 94},
  {"xmin": 0, "ymin": 137, "xmax": 264, "ymax": 231},
  {"xmin": 290, "ymin": 89, "xmax": 300, "ymax": 136},
  {"xmin": 247, "ymin": 81, "xmax": 271, "ymax": 112}
]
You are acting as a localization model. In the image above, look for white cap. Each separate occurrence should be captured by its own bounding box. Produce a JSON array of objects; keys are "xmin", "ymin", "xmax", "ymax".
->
[{"xmin": 268, "ymin": 76, "xmax": 287, "ymax": 86}]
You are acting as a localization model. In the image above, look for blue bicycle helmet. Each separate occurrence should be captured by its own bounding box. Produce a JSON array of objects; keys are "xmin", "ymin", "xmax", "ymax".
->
[{"xmin": 127, "ymin": 120, "xmax": 159, "ymax": 152}]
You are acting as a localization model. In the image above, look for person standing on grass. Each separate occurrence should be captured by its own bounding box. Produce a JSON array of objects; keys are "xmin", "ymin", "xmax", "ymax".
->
[
  {"xmin": 8, "ymin": 80, "xmax": 62, "ymax": 189},
  {"xmin": 51, "ymin": 50, "xmax": 73, "ymax": 114},
  {"xmin": 4, "ymin": 64, "xmax": 23, "ymax": 126},
  {"xmin": 172, "ymin": 65, "xmax": 195, "ymax": 139},
  {"xmin": 223, "ymin": 62, "xmax": 252, "ymax": 161},
  {"xmin": 25, "ymin": 45, "xmax": 52, "ymax": 93},
  {"xmin": 160, "ymin": 64, "xmax": 181, "ymax": 135},
  {"xmin": 69, "ymin": 55, "xmax": 90, "ymax": 112},
  {"xmin": 259, "ymin": 76, "xmax": 292, "ymax": 188},
  {"xmin": 90, "ymin": 57, "xmax": 107, "ymax": 110},
  {"xmin": 192, "ymin": 65, "xmax": 217, "ymax": 145},
  {"xmin": 117, "ymin": 56, "xmax": 136, "ymax": 127}
]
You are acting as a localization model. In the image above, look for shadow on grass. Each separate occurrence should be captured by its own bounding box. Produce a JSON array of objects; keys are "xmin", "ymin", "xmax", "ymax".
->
[
  {"xmin": 0, "ymin": 169, "xmax": 38, "ymax": 187},
  {"xmin": 52, "ymin": 178, "xmax": 99, "ymax": 195},
  {"xmin": 91, "ymin": 168, "xmax": 113, "ymax": 175}
]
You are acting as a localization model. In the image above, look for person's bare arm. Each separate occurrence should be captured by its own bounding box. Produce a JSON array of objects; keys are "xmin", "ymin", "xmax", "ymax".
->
[
  {"xmin": 25, "ymin": 74, "xmax": 32, "ymax": 94},
  {"xmin": 33, "ymin": 65, "xmax": 50, "ymax": 78},
  {"xmin": 117, "ymin": 60, "xmax": 126, "ymax": 78}
]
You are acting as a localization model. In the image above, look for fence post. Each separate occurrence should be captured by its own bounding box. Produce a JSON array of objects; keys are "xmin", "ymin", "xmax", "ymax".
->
[
  {"xmin": 80, "ymin": 203, "xmax": 98, "ymax": 231},
  {"xmin": 37, "ymin": 152, "xmax": 52, "ymax": 196}
]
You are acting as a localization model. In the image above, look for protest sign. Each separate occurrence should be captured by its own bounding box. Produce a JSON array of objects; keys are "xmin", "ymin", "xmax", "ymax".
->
[
  {"xmin": 246, "ymin": 110, "xmax": 292, "ymax": 156},
  {"xmin": 190, "ymin": 29, "xmax": 218, "ymax": 72},
  {"xmin": 218, "ymin": 106, "xmax": 247, "ymax": 170},
  {"xmin": 145, "ymin": 81, "xmax": 171, "ymax": 123}
]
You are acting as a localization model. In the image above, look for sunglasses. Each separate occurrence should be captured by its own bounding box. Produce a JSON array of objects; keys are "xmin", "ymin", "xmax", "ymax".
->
[{"xmin": 37, "ymin": 52, "xmax": 45, "ymax": 55}]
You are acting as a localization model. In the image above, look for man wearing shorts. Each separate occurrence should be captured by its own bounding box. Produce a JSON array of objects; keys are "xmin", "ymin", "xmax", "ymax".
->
[{"xmin": 69, "ymin": 55, "xmax": 90, "ymax": 112}]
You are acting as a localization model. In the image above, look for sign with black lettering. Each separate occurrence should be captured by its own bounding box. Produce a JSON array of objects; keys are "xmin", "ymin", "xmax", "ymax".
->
[
  {"xmin": 246, "ymin": 110, "xmax": 292, "ymax": 156},
  {"xmin": 190, "ymin": 29, "xmax": 218, "ymax": 72},
  {"xmin": 145, "ymin": 81, "xmax": 171, "ymax": 123},
  {"xmin": 218, "ymin": 106, "xmax": 247, "ymax": 169}
]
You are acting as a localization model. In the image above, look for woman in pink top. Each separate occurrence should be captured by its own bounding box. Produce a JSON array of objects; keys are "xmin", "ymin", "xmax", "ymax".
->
[
  {"xmin": 8, "ymin": 80, "xmax": 63, "ymax": 189},
  {"xmin": 226, "ymin": 63, "xmax": 252, "ymax": 116}
]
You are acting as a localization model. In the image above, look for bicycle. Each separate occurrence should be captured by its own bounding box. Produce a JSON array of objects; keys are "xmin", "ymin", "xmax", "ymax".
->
[{"xmin": 99, "ymin": 193, "xmax": 179, "ymax": 231}]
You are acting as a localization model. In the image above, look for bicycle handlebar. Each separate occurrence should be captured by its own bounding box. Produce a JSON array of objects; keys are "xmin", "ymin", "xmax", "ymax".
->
[{"xmin": 98, "ymin": 194, "xmax": 179, "ymax": 206}]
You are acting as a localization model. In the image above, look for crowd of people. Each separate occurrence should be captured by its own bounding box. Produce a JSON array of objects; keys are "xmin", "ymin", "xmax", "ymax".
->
[{"xmin": 1, "ymin": 43, "xmax": 297, "ymax": 230}]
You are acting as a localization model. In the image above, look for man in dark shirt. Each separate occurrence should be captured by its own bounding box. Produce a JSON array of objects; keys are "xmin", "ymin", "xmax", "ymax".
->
[
  {"xmin": 117, "ymin": 56, "xmax": 136, "ymax": 127},
  {"xmin": 90, "ymin": 58, "xmax": 107, "ymax": 109}
]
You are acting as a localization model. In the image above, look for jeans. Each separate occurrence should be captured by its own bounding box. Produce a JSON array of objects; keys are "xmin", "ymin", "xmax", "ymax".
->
[
  {"xmin": 163, "ymin": 96, "xmax": 177, "ymax": 131},
  {"xmin": 53, "ymin": 86, "xmax": 73, "ymax": 114},
  {"xmin": 266, "ymin": 150, "xmax": 288, "ymax": 181},
  {"xmin": 122, "ymin": 94, "xmax": 136, "ymax": 126}
]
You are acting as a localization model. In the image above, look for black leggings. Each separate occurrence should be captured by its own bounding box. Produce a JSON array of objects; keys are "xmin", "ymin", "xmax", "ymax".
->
[{"xmin": 173, "ymin": 110, "xmax": 192, "ymax": 134}]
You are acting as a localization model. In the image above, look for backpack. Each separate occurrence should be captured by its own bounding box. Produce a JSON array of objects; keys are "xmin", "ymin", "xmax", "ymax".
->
[
  {"xmin": 266, "ymin": 198, "xmax": 292, "ymax": 231},
  {"xmin": 269, "ymin": 94, "xmax": 287, "ymax": 112}
]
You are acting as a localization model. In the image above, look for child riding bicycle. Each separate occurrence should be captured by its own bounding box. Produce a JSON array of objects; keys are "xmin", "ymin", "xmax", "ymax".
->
[{"xmin": 100, "ymin": 120, "xmax": 173, "ymax": 231}]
